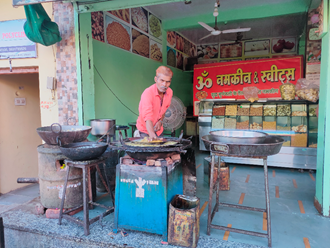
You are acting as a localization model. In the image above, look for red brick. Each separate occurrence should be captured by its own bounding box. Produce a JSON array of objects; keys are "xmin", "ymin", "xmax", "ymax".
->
[
  {"xmin": 165, "ymin": 157, "xmax": 173, "ymax": 165},
  {"xmin": 170, "ymin": 154, "xmax": 181, "ymax": 162},
  {"xmin": 146, "ymin": 160, "xmax": 155, "ymax": 166}
]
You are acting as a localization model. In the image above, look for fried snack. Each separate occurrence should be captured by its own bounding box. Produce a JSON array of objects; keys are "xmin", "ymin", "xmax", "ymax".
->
[
  {"xmin": 236, "ymin": 120, "xmax": 249, "ymax": 130},
  {"xmin": 263, "ymin": 121, "xmax": 276, "ymax": 130},
  {"xmin": 195, "ymin": 91, "xmax": 207, "ymax": 100},
  {"xmin": 167, "ymin": 31, "xmax": 176, "ymax": 46},
  {"xmin": 291, "ymin": 134, "xmax": 307, "ymax": 147},
  {"xmin": 263, "ymin": 105, "xmax": 276, "ymax": 116},
  {"xmin": 225, "ymin": 105, "xmax": 237, "ymax": 116},
  {"xmin": 280, "ymin": 83, "xmax": 296, "ymax": 100},
  {"xmin": 237, "ymin": 106, "xmax": 249, "ymax": 116},
  {"xmin": 250, "ymin": 106, "xmax": 263, "ymax": 116},
  {"xmin": 150, "ymin": 44, "xmax": 162, "ymax": 62},
  {"xmin": 139, "ymin": 137, "xmax": 164, "ymax": 143},
  {"xmin": 250, "ymin": 122, "xmax": 262, "ymax": 130},
  {"xmin": 106, "ymin": 22, "xmax": 130, "ymax": 51},
  {"xmin": 296, "ymin": 89, "xmax": 319, "ymax": 102},
  {"xmin": 292, "ymin": 125, "xmax": 307, "ymax": 132},
  {"xmin": 224, "ymin": 118, "xmax": 236, "ymax": 129},
  {"xmin": 91, "ymin": 12, "xmax": 104, "ymax": 42},
  {"xmin": 132, "ymin": 35, "xmax": 149, "ymax": 57},
  {"xmin": 277, "ymin": 105, "xmax": 291, "ymax": 116},
  {"xmin": 213, "ymin": 106, "xmax": 225, "ymax": 115},
  {"xmin": 132, "ymin": 29, "xmax": 141, "ymax": 39},
  {"xmin": 292, "ymin": 111, "xmax": 307, "ymax": 116},
  {"xmin": 212, "ymin": 118, "xmax": 224, "ymax": 129}
]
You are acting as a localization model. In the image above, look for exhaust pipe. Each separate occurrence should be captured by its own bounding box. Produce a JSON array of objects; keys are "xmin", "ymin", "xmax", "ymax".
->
[{"xmin": 17, "ymin": 178, "xmax": 39, "ymax": 184}]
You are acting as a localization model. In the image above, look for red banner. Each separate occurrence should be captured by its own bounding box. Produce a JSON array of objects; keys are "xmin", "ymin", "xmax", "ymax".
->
[{"xmin": 193, "ymin": 56, "xmax": 303, "ymax": 116}]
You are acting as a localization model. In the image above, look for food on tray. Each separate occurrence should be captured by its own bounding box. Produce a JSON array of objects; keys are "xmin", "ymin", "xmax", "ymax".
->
[
  {"xmin": 195, "ymin": 91, "xmax": 208, "ymax": 100},
  {"xmin": 277, "ymin": 105, "xmax": 291, "ymax": 116},
  {"xmin": 263, "ymin": 105, "xmax": 276, "ymax": 116},
  {"xmin": 167, "ymin": 31, "xmax": 176, "ymax": 46},
  {"xmin": 277, "ymin": 126, "xmax": 290, "ymax": 131},
  {"xmin": 296, "ymin": 89, "xmax": 319, "ymax": 102},
  {"xmin": 292, "ymin": 111, "xmax": 307, "ymax": 116},
  {"xmin": 139, "ymin": 137, "xmax": 164, "ymax": 143},
  {"xmin": 224, "ymin": 118, "xmax": 236, "ymax": 129},
  {"xmin": 132, "ymin": 29, "xmax": 141, "ymax": 39},
  {"xmin": 291, "ymin": 134, "xmax": 307, "ymax": 147},
  {"xmin": 132, "ymin": 35, "xmax": 149, "ymax": 57},
  {"xmin": 91, "ymin": 12, "xmax": 104, "ymax": 42},
  {"xmin": 250, "ymin": 106, "xmax": 263, "ymax": 116},
  {"xmin": 292, "ymin": 125, "xmax": 307, "ymax": 132},
  {"xmin": 149, "ymin": 15, "xmax": 162, "ymax": 38},
  {"xmin": 150, "ymin": 43, "xmax": 162, "ymax": 62},
  {"xmin": 212, "ymin": 118, "xmax": 224, "ymax": 129},
  {"xmin": 263, "ymin": 121, "xmax": 276, "ymax": 130},
  {"xmin": 250, "ymin": 122, "xmax": 262, "ymax": 130},
  {"xmin": 236, "ymin": 120, "xmax": 249, "ymax": 130},
  {"xmin": 309, "ymin": 143, "xmax": 317, "ymax": 148},
  {"xmin": 106, "ymin": 22, "xmax": 131, "ymax": 51},
  {"xmin": 283, "ymin": 140, "xmax": 291, "ymax": 147},
  {"xmin": 280, "ymin": 83, "xmax": 296, "ymax": 100},
  {"xmin": 213, "ymin": 106, "xmax": 225, "ymax": 116},
  {"xmin": 225, "ymin": 105, "xmax": 237, "ymax": 116},
  {"xmin": 131, "ymin": 7, "xmax": 148, "ymax": 32},
  {"xmin": 108, "ymin": 9, "xmax": 130, "ymax": 23},
  {"xmin": 167, "ymin": 49, "xmax": 176, "ymax": 67},
  {"xmin": 309, "ymin": 108, "xmax": 317, "ymax": 116},
  {"xmin": 237, "ymin": 106, "xmax": 250, "ymax": 116}
]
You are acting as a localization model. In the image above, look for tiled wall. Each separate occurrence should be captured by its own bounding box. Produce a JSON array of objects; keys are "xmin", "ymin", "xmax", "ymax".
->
[{"xmin": 53, "ymin": 2, "xmax": 79, "ymax": 125}]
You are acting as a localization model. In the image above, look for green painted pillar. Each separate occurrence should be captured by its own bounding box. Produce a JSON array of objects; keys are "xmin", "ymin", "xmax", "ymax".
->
[{"xmin": 315, "ymin": 30, "xmax": 330, "ymax": 216}]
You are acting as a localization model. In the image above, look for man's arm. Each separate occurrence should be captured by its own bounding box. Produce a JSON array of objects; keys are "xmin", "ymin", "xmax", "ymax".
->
[
  {"xmin": 146, "ymin": 120, "xmax": 157, "ymax": 139},
  {"xmin": 154, "ymin": 113, "xmax": 165, "ymax": 132}
]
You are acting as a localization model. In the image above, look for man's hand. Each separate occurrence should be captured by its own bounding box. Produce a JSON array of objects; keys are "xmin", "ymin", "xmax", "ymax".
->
[
  {"xmin": 154, "ymin": 120, "xmax": 162, "ymax": 132},
  {"xmin": 148, "ymin": 133, "xmax": 157, "ymax": 141}
]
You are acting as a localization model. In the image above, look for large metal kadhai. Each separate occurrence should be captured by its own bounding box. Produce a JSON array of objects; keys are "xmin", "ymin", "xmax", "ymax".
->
[
  {"xmin": 60, "ymin": 142, "xmax": 108, "ymax": 161},
  {"xmin": 202, "ymin": 135, "xmax": 284, "ymax": 157},
  {"xmin": 37, "ymin": 123, "xmax": 92, "ymax": 145},
  {"xmin": 209, "ymin": 130, "xmax": 268, "ymax": 145},
  {"xmin": 109, "ymin": 137, "xmax": 192, "ymax": 161}
]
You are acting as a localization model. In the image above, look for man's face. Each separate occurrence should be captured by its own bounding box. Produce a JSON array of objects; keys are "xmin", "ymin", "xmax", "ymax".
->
[{"xmin": 155, "ymin": 73, "xmax": 172, "ymax": 93}]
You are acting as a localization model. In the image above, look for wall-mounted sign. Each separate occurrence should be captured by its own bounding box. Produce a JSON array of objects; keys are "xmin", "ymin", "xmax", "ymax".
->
[
  {"xmin": 0, "ymin": 19, "xmax": 36, "ymax": 59},
  {"xmin": 12, "ymin": 0, "xmax": 62, "ymax": 6},
  {"xmin": 193, "ymin": 56, "xmax": 303, "ymax": 116}
]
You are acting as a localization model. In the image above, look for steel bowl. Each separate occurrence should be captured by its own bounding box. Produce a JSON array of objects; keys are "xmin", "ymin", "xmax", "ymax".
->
[
  {"xmin": 37, "ymin": 125, "xmax": 92, "ymax": 145},
  {"xmin": 60, "ymin": 142, "xmax": 108, "ymax": 160},
  {"xmin": 209, "ymin": 130, "xmax": 267, "ymax": 144},
  {"xmin": 90, "ymin": 119, "xmax": 116, "ymax": 136}
]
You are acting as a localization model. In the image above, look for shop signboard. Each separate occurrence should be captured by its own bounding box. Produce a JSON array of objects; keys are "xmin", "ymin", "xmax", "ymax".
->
[
  {"xmin": 193, "ymin": 56, "xmax": 303, "ymax": 116},
  {"xmin": 13, "ymin": 0, "xmax": 62, "ymax": 6},
  {"xmin": 0, "ymin": 19, "xmax": 37, "ymax": 59}
]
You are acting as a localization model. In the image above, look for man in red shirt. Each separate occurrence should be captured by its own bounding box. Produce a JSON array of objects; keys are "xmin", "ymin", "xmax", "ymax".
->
[{"xmin": 136, "ymin": 66, "xmax": 173, "ymax": 139}]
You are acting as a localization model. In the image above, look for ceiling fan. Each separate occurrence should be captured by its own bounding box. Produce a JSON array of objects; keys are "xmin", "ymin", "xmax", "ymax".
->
[{"xmin": 198, "ymin": 1, "xmax": 251, "ymax": 41}]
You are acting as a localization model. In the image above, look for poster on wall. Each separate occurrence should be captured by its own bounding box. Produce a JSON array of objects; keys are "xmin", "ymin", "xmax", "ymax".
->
[
  {"xmin": 271, "ymin": 38, "xmax": 296, "ymax": 54},
  {"xmin": 149, "ymin": 14, "xmax": 162, "ymax": 40},
  {"xmin": 132, "ymin": 28, "xmax": 149, "ymax": 58},
  {"xmin": 197, "ymin": 44, "xmax": 218, "ymax": 59},
  {"xmin": 176, "ymin": 51, "xmax": 183, "ymax": 70},
  {"xmin": 190, "ymin": 43, "xmax": 197, "ymax": 57},
  {"xmin": 176, "ymin": 34, "xmax": 184, "ymax": 52},
  {"xmin": 131, "ymin": 7, "xmax": 148, "ymax": 33},
  {"xmin": 12, "ymin": 0, "xmax": 61, "ymax": 6},
  {"xmin": 220, "ymin": 42, "xmax": 242, "ymax": 58},
  {"xmin": 150, "ymin": 39, "xmax": 162, "ymax": 62},
  {"xmin": 91, "ymin": 12, "xmax": 105, "ymax": 43},
  {"xmin": 244, "ymin": 39, "xmax": 270, "ymax": 56},
  {"xmin": 306, "ymin": 41, "xmax": 321, "ymax": 63},
  {"xmin": 245, "ymin": 56, "xmax": 270, "ymax": 60},
  {"xmin": 167, "ymin": 31, "xmax": 176, "ymax": 48},
  {"xmin": 108, "ymin": 9, "xmax": 130, "ymax": 24},
  {"xmin": 167, "ymin": 47, "xmax": 176, "ymax": 68},
  {"xmin": 0, "ymin": 19, "xmax": 37, "ymax": 59},
  {"xmin": 105, "ymin": 15, "xmax": 131, "ymax": 51},
  {"xmin": 193, "ymin": 56, "xmax": 303, "ymax": 116}
]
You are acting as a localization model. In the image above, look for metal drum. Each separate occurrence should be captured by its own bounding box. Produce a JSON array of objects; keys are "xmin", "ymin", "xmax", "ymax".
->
[{"xmin": 37, "ymin": 144, "xmax": 83, "ymax": 209}]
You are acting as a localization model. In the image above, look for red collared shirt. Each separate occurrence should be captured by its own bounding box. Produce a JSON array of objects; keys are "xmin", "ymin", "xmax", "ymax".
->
[{"xmin": 136, "ymin": 83, "xmax": 173, "ymax": 136}]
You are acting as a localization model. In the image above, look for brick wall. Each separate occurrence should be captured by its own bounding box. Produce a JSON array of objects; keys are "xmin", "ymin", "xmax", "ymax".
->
[{"xmin": 53, "ymin": 2, "xmax": 79, "ymax": 125}]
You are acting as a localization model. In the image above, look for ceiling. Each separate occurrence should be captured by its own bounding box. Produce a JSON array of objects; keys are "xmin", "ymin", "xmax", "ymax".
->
[{"xmin": 146, "ymin": 0, "xmax": 321, "ymax": 44}]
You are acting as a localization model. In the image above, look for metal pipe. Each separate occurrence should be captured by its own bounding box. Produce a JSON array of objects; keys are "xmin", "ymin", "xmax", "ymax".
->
[
  {"xmin": 0, "ymin": 217, "xmax": 4, "ymax": 248},
  {"xmin": 263, "ymin": 157, "xmax": 272, "ymax": 247},
  {"xmin": 17, "ymin": 178, "xmax": 39, "ymax": 183}
]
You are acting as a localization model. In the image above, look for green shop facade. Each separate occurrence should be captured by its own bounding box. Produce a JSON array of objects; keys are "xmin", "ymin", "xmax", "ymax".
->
[{"xmin": 15, "ymin": 0, "xmax": 330, "ymax": 217}]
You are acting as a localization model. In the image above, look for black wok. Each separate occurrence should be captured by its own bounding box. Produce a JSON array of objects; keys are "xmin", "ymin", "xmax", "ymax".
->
[{"xmin": 60, "ymin": 142, "xmax": 108, "ymax": 161}]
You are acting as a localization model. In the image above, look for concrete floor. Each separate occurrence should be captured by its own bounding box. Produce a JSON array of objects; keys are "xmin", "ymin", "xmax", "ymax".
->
[{"xmin": 0, "ymin": 150, "xmax": 329, "ymax": 248}]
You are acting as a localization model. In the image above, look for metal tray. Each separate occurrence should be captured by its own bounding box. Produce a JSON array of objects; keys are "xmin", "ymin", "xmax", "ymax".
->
[
  {"xmin": 209, "ymin": 130, "xmax": 268, "ymax": 144},
  {"xmin": 202, "ymin": 135, "xmax": 284, "ymax": 158}
]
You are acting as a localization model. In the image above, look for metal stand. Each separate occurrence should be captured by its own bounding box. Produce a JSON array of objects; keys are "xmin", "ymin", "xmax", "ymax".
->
[
  {"xmin": 207, "ymin": 153, "xmax": 272, "ymax": 247},
  {"xmin": 58, "ymin": 157, "xmax": 114, "ymax": 236}
]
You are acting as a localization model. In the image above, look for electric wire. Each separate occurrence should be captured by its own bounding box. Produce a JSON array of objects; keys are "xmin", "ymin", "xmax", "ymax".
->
[{"xmin": 94, "ymin": 65, "xmax": 139, "ymax": 116}]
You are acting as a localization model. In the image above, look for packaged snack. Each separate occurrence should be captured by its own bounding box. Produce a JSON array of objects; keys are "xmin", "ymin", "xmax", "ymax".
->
[
  {"xmin": 280, "ymin": 83, "xmax": 296, "ymax": 100},
  {"xmin": 225, "ymin": 105, "xmax": 237, "ymax": 116},
  {"xmin": 296, "ymin": 78, "xmax": 319, "ymax": 102},
  {"xmin": 277, "ymin": 105, "xmax": 291, "ymax": 116},
  {"xmin": 243, "ymin": 86, "xmax": 259, "ymax": 102},
  {"xmin": 263, "ymin": 105, "xmax": 276, "ymax": 116}
]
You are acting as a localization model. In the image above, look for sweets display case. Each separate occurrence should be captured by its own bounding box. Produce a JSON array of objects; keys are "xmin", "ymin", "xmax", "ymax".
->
[{"xmin": 198, "ymin": 99, "xmax": 318, "ymax": 169}]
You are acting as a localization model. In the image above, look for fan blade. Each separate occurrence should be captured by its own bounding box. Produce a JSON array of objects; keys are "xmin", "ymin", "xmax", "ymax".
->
[
  {"xmin": 198, "ymin": 22, "xmax": 215, "ymax": 32},
  {"xmin": 222, "ymin": 27, "xmax": 251, "ymax": 34},
  {"xmin": 199, "ymin": 33, "xmax": 213, "ymax": 41}
]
